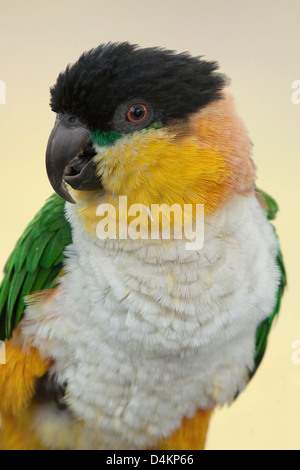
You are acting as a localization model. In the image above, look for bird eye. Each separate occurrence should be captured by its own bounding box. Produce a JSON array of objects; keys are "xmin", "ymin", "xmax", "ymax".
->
[
  {"xmin": 126, "ymin": 104, "xmax": 148, "ymax": 122},
  {"xmin": 111, "ymin": 99, "xmax": 155, "ymax": 133}
]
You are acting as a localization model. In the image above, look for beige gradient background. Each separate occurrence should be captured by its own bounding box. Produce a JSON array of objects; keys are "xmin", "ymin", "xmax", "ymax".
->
[{"xmin": 0, "ymin": 0, "xmax": 299, "ymax": 450}]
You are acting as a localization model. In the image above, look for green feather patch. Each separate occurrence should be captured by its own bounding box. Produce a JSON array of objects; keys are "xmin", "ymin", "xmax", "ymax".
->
[
  {"xmin": 256, "ymin": 187, "xmax": 279, "ymax": 221},
  {"xmin": 0, "ymin": 194, "xmax": 72, "ymax": 340},
  {"xmin": 91, "ymin": 130, "xmax": 124, "ymax": 147},
  {"xmin": 250, "ymin": 188, "xmax": 286, "ymax": 379}
]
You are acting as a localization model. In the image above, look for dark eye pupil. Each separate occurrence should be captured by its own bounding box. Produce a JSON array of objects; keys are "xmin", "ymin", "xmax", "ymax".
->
[{"xmin": 130, "ymin": 105, "xmax": 145, "ymax": 120}]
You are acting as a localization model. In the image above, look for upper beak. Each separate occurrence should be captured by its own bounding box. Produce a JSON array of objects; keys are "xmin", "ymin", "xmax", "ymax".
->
[{"xmin": 46, "ymin": 113, "xmax": 102, "ymax": 203}]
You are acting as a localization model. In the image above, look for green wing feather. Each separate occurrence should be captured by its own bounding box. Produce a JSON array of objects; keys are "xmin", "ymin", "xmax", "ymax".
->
[
  {"xmin": 251, "ymin": 188, "xmax": 287, "ymax": 377},
  {"xmin": 0, "ymin": 194, "xmax": 72, "ymax": 340}
]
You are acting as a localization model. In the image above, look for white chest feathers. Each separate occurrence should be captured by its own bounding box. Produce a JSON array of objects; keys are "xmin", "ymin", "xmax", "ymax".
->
[{"xmin": 24, "ymin": 194, "xmax": 280, "ymax": 449}]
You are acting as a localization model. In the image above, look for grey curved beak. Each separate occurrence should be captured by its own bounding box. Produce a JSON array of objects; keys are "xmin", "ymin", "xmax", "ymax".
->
[{"xmin": 46, "ymin": 114, "xmax": 101, "ymax": 203}]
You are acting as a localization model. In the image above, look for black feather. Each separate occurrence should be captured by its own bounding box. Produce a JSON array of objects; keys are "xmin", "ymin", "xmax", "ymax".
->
[{"xmin": 50, "ymin": 42, "xmax": 227, "ymax": 132}]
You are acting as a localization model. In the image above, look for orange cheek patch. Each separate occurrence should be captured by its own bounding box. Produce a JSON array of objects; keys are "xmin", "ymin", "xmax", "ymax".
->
[
  {"xmin": 99, "ymin": 131, "xmax": 232, "ymax": 212},
  {"xmin": 188, "ymin": 93, "xmax": 256, "ymax": 195},
  {"xmin": 76, "ymin": 142, "xmax": 232, "ymax": 236}
]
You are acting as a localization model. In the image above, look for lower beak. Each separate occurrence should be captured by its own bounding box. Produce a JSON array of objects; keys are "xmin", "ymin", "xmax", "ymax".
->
[{"xmin": 46, "ymin": 113, "xmax": 102, "ymax": 203}]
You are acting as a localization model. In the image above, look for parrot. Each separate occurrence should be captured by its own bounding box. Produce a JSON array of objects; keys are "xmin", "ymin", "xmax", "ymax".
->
[{"xmin": 0, "ymin": 42, "xmax": 286, "ymax": 450}]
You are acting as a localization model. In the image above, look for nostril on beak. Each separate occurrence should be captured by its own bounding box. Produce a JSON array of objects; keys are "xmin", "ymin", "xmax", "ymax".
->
[
  {"xmin": 60, "ymin": 114, "xmax": 82, "ymax": 128},
  {"xmin": 67, "ymin": 115, "xmax": 78, "ymax": 125}
]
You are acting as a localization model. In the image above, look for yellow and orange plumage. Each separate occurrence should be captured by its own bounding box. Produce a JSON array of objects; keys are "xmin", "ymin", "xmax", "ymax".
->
[{"xmin": 0, "ymin": 42, "xmax": 285, "ymax": 450}]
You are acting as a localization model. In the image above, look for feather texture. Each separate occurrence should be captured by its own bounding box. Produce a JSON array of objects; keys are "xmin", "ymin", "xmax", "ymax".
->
[
  {"xmin": 252, "ymin": 188, "xmax": 286, "ymax": 375},
  {"xmin": 0, "ymin": 194, "xmax": 72, "ymax": 340}
]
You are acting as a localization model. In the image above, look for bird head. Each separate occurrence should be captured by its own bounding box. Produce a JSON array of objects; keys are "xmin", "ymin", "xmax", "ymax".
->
[{"xmin": 46, "ymin": 42, "xmax": 255, "ymax": 234}]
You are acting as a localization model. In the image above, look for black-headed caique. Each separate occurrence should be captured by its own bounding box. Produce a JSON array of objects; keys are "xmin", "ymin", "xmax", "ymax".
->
[{"xmin": 0, "ymin": 43, "xmax": 285, "ymax": 450}]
